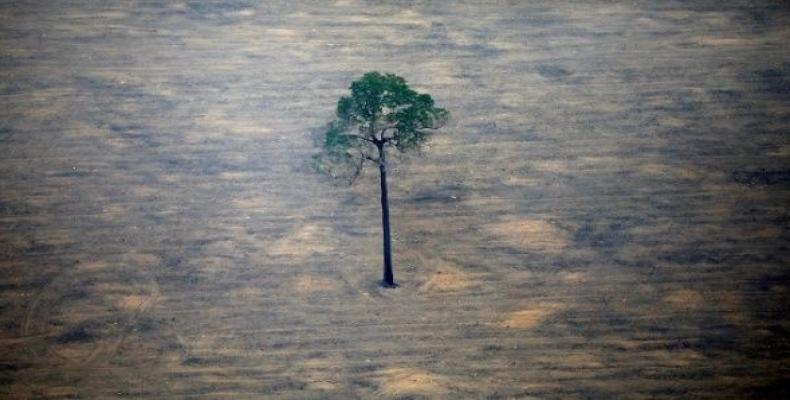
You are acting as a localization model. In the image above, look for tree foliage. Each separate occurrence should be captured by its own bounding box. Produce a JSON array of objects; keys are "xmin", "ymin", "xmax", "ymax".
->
[{"xmin": 313, "ymin": 72, "xmax": 449, "ymax": 182}]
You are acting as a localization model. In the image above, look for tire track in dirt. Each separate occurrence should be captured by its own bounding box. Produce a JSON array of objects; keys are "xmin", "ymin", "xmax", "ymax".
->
[
  {"xmin": 18, "ymin": 266, "xmax": 161, "ymax": 368},
  {"xmin": 77, "ymin": 278, "xmax": 160, "ymax": 367},
  {"xmin": 20, "ymin": 269, "xmax": 68, "ymax": 338}
]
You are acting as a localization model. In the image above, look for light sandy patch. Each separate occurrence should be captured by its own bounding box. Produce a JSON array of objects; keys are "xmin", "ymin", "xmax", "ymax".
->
[
  {"xmin": 154, "ymin": 173, "xmax": 180, "ymax": 184},
  {"xmin": 531, "ymin": 159, "xmax": 567, "ymax": 173},
  {"xmin": 347, "ymin": 10, "xmax": 429, "ymax": 28},
  {"xmin": 231, "ymin": 196, "xmax": 272, "ymax": 209},
  {"xmin": 268, "ymin": 224, "xmax": 336, "ymax": 256},
  {"xmin": 219, "ymin": 171, "xmax": 252, "ymax": 181},
  {"xmin": 490, "ymin": 37, "xmax": 524, "ymax": 51},
  {"xmin": 636, "ymin": 16, "xmax": 661, "ymax": 28},
  {"xmin": 639, "ymin": 163, "xmax": 700, "ymax": 180},
  {"xmin": 421, "ymin": 132, "xmax": 454, "ymax": 152},
  {"xmin": 402, "ymin": 252, "xmax": 480, "ymax": 293},
  {"xmin": 394, "ymin": 9, "xmax": 430, "ymax": 27},
  {"xmin": 51, "ymin": 342, "xmax": 96, "ymax": 363},
  {"xmin": 77, "ymin": 260, "xmax": 110, "ymax": 272},
  {"xmin": 564, "ymin": 2, "xmax": 632, "ymax": 18},
  {"xmin": 608, "ymin": 338, "xmax": 642, "ymax": 351},
  {"xmin": 655, "ymin": 115, "xmax": 688, "ymax": 128},
  {"xmin": 487, "ymin": 219, "xmax": 569, "ymax": 252},
  {"xmin": 502, "ymin": 175, "xmax": 542, "ymax": 187},
  {"xmin": 410, "ymin": 162, "xmax": 459, "ymax": 175},
  {"xmin": 130, "ymin": 185, "xmax": 159, "ymax": 198},
  {"xmin": 91, "ymin": 282, "xmax": 132, "ymax": 293},
  {"xmin": 376, "ymin": 367, "xmax": 451, "ymax": 397},
  {"xmin": 499, "ymin": 92, "xmax": 531, "ymax": 108},
  {"xmin": 196, "ymin": 110, "xmax": 270, "ymax": 137},
  {"xmin": 444, "ymin": 24, "xmax": 489, "ymax": 48},
  {"xmin": 640, "ymin": 94, "xmax": 680, "ymax": 110},
  {"xmin": 419, "ymin": 265, "xmax": 473, "ymax": 293},
  {"xmin": 225, "ymin": 8, "xmax": 256, "ymax": 18},
  {"xmin": 664, "ymin": 289, "xmax": 704, "ymax": 310},
  {"xmin": 308, "ymin": 380, "xmax": 338, "ymax": 391},
  {"xmin": 115, "ymin": 295, "xmax": 149, "ymax": 311},
  {"xmin": 559, "ymin": 271, "xmax": 588, "ymax": 285},
  {"xmin": 228, "ymin": 286, "xmax": 265, "ymax": 300},
  {"xmin": 696, "ymin": 36, "xmax": 755, "ymax": 47},
  {"xmin": 90, "ymin": 282, "xmax": 158, "ymax": 311},
  {"xmin": 644, "ymin": 349, "xmax": 706, "ymax": 367},
  {"xmin": 577, "ymin": 156, "xmax": 624, "ymax": 168},
  {"xmin": 122, "ymin": 253, "xmax": 162, "ymax": 268},
  {"xmin": 498, "ymin": 304, "xmax": 562, "ymax": 329},
  {"xmin": 293, "ymin": 275, "xmax": 339, "ymax": 294},
  {"xmin": 535, "ymin": 352, "xmax": 604, "ymax": 368},
  {"xmin": 412, "ymin": 60, "xmax": 462, "ymax": 89},
  {"xmin": 100, "ymin": 203, "xmax": 129, "ymax": 216},
  {"xmin": 67, "ymin": 120, "xmax": 110, "ymax": 138}
]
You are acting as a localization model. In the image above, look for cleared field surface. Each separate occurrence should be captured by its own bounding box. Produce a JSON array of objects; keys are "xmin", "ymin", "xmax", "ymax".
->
[{"xmin": 1, "ymin": 1, "xmax": 789, "ymax": 398}]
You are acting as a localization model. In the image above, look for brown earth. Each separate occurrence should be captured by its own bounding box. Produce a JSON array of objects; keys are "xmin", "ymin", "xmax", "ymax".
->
[{"xmin": 1, "ymin": 0, "xmax": 789, "ymax": 398}]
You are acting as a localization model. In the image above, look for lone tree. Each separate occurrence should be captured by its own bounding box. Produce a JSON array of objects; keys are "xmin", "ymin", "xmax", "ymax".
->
[{"xmin": 313, "ymin": 72, "xmax": 449, "ymax": 287}]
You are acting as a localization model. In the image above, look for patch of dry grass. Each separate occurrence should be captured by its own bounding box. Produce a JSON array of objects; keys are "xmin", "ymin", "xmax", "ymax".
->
[
  {"xmin": 375, "ymin": 368, "xmax": 452, "ymax": 397},
  {"xmin": 267, "ymin": 224, "xmax": 336, "ymax": 257},
  {"xmin": 498, "ymin": 304, "xmax": 563, "ymax": 329},
  {"xmin": 486, "ymin": 219, "xmax": 570, "ymax": 252},
  {"xmin": 292, "ymin": 275, "xmax": 339, "ymax": 294}
]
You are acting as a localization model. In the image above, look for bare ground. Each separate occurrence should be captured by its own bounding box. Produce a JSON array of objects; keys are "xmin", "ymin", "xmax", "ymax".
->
[{"xmin": 1, "ymin": 0, "xmax": 789, "ymax": 398}]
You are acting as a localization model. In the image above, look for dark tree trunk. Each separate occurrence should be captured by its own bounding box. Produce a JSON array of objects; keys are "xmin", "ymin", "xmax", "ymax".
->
[{"xmin": 378, "ymin": 145, "xmax": 396, "ymax": 287}]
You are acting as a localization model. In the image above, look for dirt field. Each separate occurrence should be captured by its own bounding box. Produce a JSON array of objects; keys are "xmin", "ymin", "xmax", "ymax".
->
[{"xmin": 1, "ymin": 1, "xmax": 789, "ymax": 398}]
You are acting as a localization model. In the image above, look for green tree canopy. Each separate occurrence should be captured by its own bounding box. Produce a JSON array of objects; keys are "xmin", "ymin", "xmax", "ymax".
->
[{"xmin": 313, "ymin": 72, "xmax": 449, "ymax": 182}]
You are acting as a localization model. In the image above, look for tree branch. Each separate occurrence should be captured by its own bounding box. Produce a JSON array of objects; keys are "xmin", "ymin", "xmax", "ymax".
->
[
  {"xmin": 348, "ymin": 134, "xmax": 376, "ymax": 144},
  {"xmin": 347, "ymin": 156, "xmax": 364, "ymax": 185}
]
